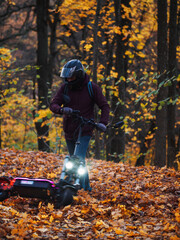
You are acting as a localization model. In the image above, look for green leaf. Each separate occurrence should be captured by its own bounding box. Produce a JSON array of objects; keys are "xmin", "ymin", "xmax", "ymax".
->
[
  {"xmin": 158, "ymin": 80, "xmax": 166, "ymax": 88},
  {"xmin": 47, "ymin": 113, "xmax": 52, "ymax": 119},
  {"xmin": 164, "ymin": 80, "xmax": 172, "ymax": 87},
  {"xmin": 159, "ymin": 101, "xmax": 165, "ymax": 106}
]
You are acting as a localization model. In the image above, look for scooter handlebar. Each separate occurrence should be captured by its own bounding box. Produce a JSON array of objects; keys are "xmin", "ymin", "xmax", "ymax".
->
[
  {"xmin": 113, "ymin": 121, "xmax": 124, "ymax": 128},
  {"xmin": 72, "ymin": 110, "xmax": 81, "ymax": 115},
  {"xmin": 71, "ymin": 110, "xmax": 124, "ymax": 132}
]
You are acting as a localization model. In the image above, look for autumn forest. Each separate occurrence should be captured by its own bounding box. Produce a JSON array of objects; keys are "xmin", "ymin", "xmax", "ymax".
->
[{"xmin": 0, "ymin": 0, "xmax": 180, "ymax": 239}]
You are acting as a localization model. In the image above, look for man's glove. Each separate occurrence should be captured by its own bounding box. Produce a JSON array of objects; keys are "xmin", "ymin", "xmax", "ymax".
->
[
  {"xmin": 96, "ymin": 123, "xmax": 107, "ymax": 132},
  {"xmin": 61, "ymin": 107, "xmax": 73, "ymax": 115}
]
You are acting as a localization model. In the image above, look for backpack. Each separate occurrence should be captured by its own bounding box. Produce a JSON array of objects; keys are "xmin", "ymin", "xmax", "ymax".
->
[
  {"xmin": 63, "ymin": 81, "xmax": 94, "ymax": 104},
  {"xmin": 87, "ymin": 81, "xmax": 94, "ymax": 99}
]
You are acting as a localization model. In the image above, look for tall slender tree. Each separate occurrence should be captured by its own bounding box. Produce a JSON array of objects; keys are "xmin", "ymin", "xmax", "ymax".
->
[
  {"xmin": 48, "ymin": 1, "xmax": 61, "ymax": 92},
  {"xmin": 35, "ymin": 0, "xmax": 50, "ymax": 151},
  {"xmin": 92, "ymin": 0, "xmax": 102, "ymax": 159},
  {"xmin": 111, "ymin": 0, "xmax": 125, "ymax": 161},
  {"xmin": 155, "ymin": 0, "xmax": 168, "ymax": 167},
  {"xmin": 167, "ymin": 0, "xmax": 178, "ymax": 168},
  {"xmin": 108, "ymin": 0, "xmax": 130, "ymax": 162}
]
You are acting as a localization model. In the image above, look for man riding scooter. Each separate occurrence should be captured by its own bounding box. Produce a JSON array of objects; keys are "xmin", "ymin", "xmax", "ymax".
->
[{"xmin": 50, "ymin": 59, "xmax": 110, "ymax": 191}]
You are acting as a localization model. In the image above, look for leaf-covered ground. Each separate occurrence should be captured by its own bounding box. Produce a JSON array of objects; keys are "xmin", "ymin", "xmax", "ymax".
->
[{"xmin": 0, "ymin": 148, "xmax": 180, "ymax": 240}]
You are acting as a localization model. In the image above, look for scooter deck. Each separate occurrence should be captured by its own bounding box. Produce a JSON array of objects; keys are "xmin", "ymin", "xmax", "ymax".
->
[{"xmin": 13, "ymin": 177, "xmax": 56, "ymax": 199}]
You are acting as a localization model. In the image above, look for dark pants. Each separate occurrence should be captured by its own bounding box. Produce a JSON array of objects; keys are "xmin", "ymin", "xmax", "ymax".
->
[{"xmin": 66, "ymin": 136, "xmax": 92, "ymax": 191}]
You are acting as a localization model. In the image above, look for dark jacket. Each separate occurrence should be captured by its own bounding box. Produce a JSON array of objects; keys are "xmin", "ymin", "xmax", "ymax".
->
[{"xmin": 50, "ymin": 74, "xmax": 110, "ymax": 140}]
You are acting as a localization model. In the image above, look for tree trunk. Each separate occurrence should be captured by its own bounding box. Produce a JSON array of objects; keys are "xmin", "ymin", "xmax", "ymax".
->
[
  {"xmin": 35, "ymin": 0, "xmax": 50, "ymax": 151},
  {"xmin": 155, "ymin": 0, "xmax": 168, "ymax": 167},
  {"xmin": 135, "ymin": 120, "xmax": 156, "ymax": 166},
  {"xmin": 167, "ymin": 0, "xmax": 177, "ymax": 169},
  {"xmin": 109, "ymin": 0, "xmax": 130, "ymax": 162},
  {"xmin": 48, "ymin": 2, "xmax": 61, "ymax": 97},
  {"xmin": 113, "ymin": 0, "xmax": 125, "ymax": 159},
  {"xmin": 92, "ymin": 0, "xmax": 101, "ymax": 159},
  {"xmin": 0, "ymin": 117, "xmax": 1, "ymax": 149},
  {"xmin": 0, "ymin": 84, "xmax": 1, "ymax": 149},
  {"xmin": 103, "ymin": 1, "xmax": 115, "ymax": 161}
]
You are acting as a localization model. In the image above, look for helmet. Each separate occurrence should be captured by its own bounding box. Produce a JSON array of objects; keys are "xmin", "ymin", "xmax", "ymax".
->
[{"xmin": 60, "ymin": 59, "xmax": 85, "ymax": 82}]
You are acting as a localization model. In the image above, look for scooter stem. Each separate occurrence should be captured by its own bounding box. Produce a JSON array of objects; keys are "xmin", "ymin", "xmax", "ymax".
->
[{"xmin": 73, "ymin": 122, "xmax": 83, "ymax": 156}]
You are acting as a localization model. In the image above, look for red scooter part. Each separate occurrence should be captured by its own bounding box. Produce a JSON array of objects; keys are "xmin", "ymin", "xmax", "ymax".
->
[{"xmin": 0, "ymin": 176, "xmax": 15, "ymax": 201}]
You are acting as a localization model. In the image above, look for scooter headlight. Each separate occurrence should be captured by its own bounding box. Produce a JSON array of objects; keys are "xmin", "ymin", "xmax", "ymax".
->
[
  {"xmin": 78, "ymin": 166, "xmax": 86, "ymax": 175},
  {"xmin": 65, "ymin": 161, "xmax": 73, "ymax": 170}
]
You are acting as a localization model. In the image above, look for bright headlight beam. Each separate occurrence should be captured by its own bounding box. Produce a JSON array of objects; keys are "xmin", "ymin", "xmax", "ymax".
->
[
  {"xmin": 78, "ymin": 166, "xmax": 86, "ymax": 175},
  {"xmin": 66, "ymin": 161, "xmax": 73, "ymax": 170}
]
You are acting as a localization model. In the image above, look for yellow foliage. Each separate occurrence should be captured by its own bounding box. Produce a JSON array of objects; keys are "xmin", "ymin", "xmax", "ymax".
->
[
  {"xmin": 110, "ymin": 70, "xmax": 118, "ymax": 79},
  {"xmin": 1, "ymin": 93, "xmax": 36, "ymax": 149},
  {"xmin": 84, "ymin": 44, "xmax": 92, "ymax": 52},
  {"xmin": 0, "ymin": 47, "xmax": 14, "ymax": 69},
  {"xmin": 177, "ymin": 74, "xmax": 180, "ymax": 82},
  {"xmin": 137, "ymin": 52, "xmax": 146, "ymax": 58},
  {"xmin": 33, "ymin": 109, "xmax": 52, "ymax": 123},
  {"xmin": 176, "ymin": 46, "xmax": 180, "ymax": 64}
]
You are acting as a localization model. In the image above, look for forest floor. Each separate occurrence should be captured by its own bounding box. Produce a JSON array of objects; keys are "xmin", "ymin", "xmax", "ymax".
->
[{"xmin": 0, "ymin": 148, "xmax": 180, "ymax": 240}]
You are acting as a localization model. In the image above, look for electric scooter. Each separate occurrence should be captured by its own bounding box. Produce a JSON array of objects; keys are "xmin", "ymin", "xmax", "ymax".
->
[{"xmin": 0, "ymin": 111, "xmax": 123, "ymax": 208}]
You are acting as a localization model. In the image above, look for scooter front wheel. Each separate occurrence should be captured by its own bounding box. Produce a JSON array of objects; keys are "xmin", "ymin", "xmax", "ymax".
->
[
  {"xmin": 55, "ymin": 187, "xmax": 76, "ymax": 208},
  {"xmin": 0, "ymin": 190, "xmax": 9, "ymax": 201}
]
